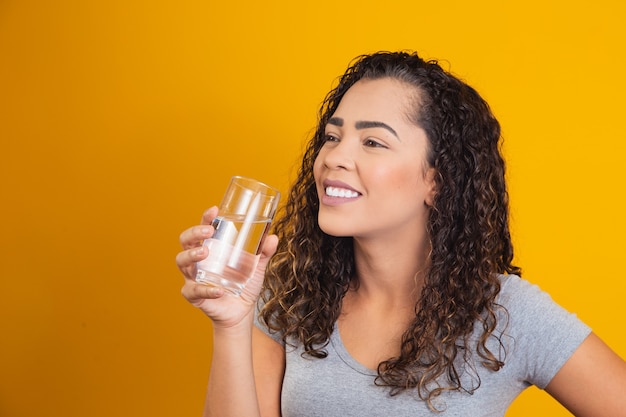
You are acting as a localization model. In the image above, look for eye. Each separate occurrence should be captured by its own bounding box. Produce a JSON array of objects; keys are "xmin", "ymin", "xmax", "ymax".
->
[
  {"xmin": 364, "ymin": 138, "xmax": 387, "ymax": 148},
  {"xmin": 324, "ymin": 133, "xmax": 340, "ymax": 142}
]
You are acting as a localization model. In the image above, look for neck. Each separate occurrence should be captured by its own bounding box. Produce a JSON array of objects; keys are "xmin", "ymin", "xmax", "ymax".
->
[{"xmin": 350, "ymin": 233, "xmax": 430, "ymax": 305}]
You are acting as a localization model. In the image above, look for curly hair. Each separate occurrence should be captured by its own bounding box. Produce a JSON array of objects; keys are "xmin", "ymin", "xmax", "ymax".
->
[{"xmin": 260, "ymin": 51, "xmax": 521, "ymax": 409}]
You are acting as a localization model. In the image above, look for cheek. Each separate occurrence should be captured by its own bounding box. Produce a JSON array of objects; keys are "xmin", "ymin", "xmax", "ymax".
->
[
  {"xmin": 313, "ymin": 155, "xmax": 323, "ymax": 181},
  {"xmin": 368, "ymin": 162, "xmax": 420, "ymax": 192}
]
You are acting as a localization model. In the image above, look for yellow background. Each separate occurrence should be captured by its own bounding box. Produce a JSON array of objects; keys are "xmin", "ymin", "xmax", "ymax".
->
[{"xmin": 1, "ymin": 1, "xmax": 624, "ymax": 416}]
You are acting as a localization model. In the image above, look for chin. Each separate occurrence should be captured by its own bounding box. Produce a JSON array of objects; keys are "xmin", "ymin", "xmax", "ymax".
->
[{"xmin": 317, "ymin": 218, "xmax": 352, "ymax": 238}]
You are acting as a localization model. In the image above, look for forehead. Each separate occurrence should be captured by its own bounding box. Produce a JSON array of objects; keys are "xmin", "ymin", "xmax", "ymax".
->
[{"xmin": 332, "ymin": 77, "xmax": 418, "ymax": 123}]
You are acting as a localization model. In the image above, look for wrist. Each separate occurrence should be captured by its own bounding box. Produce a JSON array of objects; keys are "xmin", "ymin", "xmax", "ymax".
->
[{"xmin": 211, "ymin": 310, "xmax": 255, "ymax": 338}]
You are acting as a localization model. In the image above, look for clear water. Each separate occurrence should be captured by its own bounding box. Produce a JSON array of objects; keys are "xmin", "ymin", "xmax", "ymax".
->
[{"xmin": 195, "ymin": 215, "xmax": 270, "ymax": 295}]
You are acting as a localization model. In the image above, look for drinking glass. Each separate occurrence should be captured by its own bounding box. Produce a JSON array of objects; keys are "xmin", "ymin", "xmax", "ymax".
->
[{"xmin": 195, "ymin": 176, "xmax": 280, "ymax": 295}]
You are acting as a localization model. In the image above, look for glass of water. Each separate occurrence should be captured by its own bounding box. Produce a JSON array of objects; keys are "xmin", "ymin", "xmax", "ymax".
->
[{"xmin": 195, "ymin": 176, "xmax": 280, "ymax": 295}]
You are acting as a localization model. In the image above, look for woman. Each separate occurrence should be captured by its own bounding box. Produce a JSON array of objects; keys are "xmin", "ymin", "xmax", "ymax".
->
[{"xmin": 177, "ymin": 51, "xmax": 626, "ymax": 416}]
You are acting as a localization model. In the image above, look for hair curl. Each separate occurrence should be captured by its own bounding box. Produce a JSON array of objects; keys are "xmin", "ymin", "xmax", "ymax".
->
[{"xmin": 261, "ymin": 51, "xmax": 521, "ymax": 409}]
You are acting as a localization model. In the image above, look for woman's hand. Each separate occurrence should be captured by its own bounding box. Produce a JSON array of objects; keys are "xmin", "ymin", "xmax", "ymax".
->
[{"xmin": 177, "ymin": 206, "xmax": 278, "ymax": 329}]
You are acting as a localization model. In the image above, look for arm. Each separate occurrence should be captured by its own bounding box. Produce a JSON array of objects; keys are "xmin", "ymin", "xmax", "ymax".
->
[
  {"xmin": 253, "ymin": 326, "xmax": 286, "ymax": 417},
  {"xmin": 204, "ymin": 312, "xmax": 262, "ymax": 417},
  {"xmin": 203, "ymin": 321, "xmax": 285, "ymax": 417},
  {"xmin": 178, "ymin": 207, "xmax": 282, "ymax": 417},
  {"xmin": 546, "ymin": 332, "xmax": 626, "ymax": 416}
]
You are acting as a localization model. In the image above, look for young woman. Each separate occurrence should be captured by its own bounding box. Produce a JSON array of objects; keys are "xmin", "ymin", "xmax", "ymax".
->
[{"xmin": 177, "ymin": 51, "xmax": 626, "ymax": 416}]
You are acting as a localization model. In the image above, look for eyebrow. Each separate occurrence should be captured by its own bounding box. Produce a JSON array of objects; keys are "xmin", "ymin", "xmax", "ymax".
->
[
  {"xmin": 327, "ymin": 117, "xmax": 344, "ymax": 127},
  {"xmin": 355, "ymin": 121, "xmax": 399, "ymax": 139},
  {"xmin": 327, "ymin": 117, "xmax": 399, "ymax": 140}
]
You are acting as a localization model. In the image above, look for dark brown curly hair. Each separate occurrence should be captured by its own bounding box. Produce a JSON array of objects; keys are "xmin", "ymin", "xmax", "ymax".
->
[{"xmin": 260, "ymin": 51, "xmax": 521, "ymax": 409}]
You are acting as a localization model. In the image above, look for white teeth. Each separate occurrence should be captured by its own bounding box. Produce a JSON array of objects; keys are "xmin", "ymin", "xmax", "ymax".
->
[{"xmin": 325, "ymin": 186, "xmax": 359, "ymax": 198}]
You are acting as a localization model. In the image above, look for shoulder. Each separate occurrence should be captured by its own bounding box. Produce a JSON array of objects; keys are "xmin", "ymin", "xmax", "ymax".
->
[
  {"xmin": 496, "ymin": 273, "xmax": 589, "ymax": 335},
  {"xmin": 497, "ymin": 273, "xmax": 545, "ymax": 303},
  {"xmin": 495, "ymin": 274, "xmax": 592, "ymax": 388},
  {"xmin": 498, "ymin": 274, "xmax": 575, "ymax": 320},
  {"xmin": 254, "ymin": 295, "xmax": 285, "ymax": 346}
]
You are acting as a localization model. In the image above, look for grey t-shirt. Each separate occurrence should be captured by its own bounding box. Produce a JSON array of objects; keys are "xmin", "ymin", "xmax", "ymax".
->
[{"xmin": 255, "ymin": 275, "xmax": 591, "ymax": 416}]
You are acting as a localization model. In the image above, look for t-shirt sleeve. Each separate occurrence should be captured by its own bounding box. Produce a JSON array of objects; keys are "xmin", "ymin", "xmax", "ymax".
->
[
  {"xmin": 254, "ymin": 296, "xmax": 285, "ymax": 345},
  {"xmin": 498, "ymin": 275, "xmax": 592, "ymax": 389}
]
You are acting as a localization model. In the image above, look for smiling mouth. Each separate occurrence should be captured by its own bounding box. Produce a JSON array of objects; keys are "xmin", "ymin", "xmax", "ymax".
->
[{"xmin": 325, "ymin": 186, "xmax": 360, "ymax": 198}]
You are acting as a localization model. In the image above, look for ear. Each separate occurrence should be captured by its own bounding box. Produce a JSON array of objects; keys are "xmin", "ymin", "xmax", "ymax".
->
[{"xmin": 424, "ymin": 167, "xmax": 437, "ymax": 207}]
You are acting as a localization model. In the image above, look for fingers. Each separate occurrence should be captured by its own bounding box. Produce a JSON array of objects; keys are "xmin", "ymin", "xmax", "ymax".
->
[
  {"xmin": 178, "ymin": 207, "xmax": 219, "ymax": 250},
  {"xmin": 181, "ymin": 280, "xmax": 225, "ymax": 306},
  {"xmin": 178, "ymin": 209, "xmax": 278, "ymax": 311},
  {"xmin": 175, "ymin": 245, "xmax": 208, "ymax": 278},
  {"xmin": 200, "ymin": 206, "xmax": 219, "ymax": 225},
  {"xmin": 179, "ymin": 225, "xmax": 215, "ymax": 252}
]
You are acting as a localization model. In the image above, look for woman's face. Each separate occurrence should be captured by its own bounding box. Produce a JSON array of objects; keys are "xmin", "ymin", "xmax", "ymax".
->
[{"xmin": 313, "ymin": 77, "xmax": 435, "ymax": 241}]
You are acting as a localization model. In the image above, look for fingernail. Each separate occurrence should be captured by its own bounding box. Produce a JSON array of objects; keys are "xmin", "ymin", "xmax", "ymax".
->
[{"xmin": 201, "ymin": 227, "xmax": 211, "ymax": 234}]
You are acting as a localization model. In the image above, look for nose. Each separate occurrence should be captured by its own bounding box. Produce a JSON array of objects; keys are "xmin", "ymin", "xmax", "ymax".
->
[{"xmin": 321, "ymin": 138, "xmax": 356, "ymax": 170}]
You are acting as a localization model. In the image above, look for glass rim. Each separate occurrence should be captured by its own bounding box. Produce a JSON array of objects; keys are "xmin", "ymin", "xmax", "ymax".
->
[{"xmin": 230, "ymin": 175, "xmax": 281, "ymax": 196}]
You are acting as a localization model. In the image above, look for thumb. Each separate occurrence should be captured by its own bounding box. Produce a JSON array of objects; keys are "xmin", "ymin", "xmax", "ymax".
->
[
  {"xmin": 260, "ymin": 234, "xmax": 279, "ymax": 259},
  {"xmin": 238, "ymin": 234, "xmax": 279, "ymax": 303}
]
